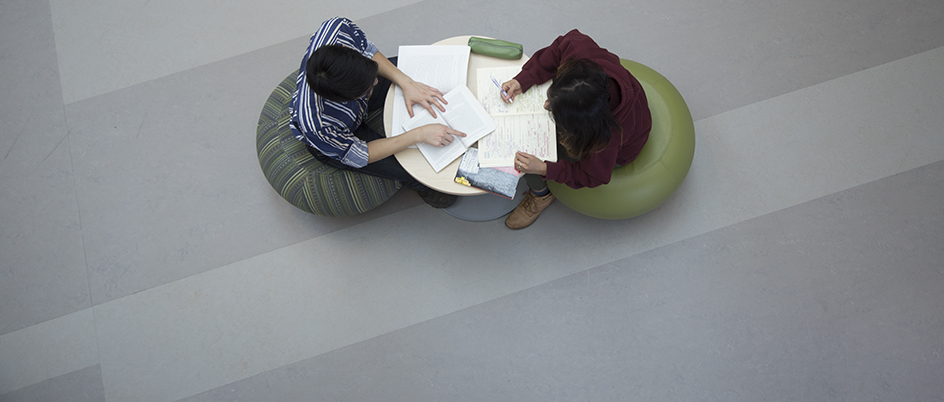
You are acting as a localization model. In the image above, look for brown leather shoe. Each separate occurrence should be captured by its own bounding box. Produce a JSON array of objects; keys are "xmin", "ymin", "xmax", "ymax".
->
[{"xmin": 505, "ymin": 191, "xmax": 555, "ymax": 229}]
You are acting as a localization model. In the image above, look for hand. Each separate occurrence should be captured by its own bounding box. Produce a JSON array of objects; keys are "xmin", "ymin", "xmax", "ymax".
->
[
  {"xmin": 414, "ymin": 124, "xmax": 466, "ymax": 147},
  {"xmin": 501, "ymin": 79, "xmax": 522, "ymax": 103},
  {"xmin": 514, "ymin": 151, "xmax": 547, "ymax": 175},
  {"xmin": 401, "ymin": 80, "xmax": 447, "ymax": 118}
]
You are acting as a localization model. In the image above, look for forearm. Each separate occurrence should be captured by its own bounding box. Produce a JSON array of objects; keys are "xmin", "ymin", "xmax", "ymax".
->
[
  {"xmin": 515, "ymin": 36, "xmax": 566, "ymax": 89},
  {"xmin": 366, "ymin": 131, "xmax": 417, "ymax": 163},
  {"xmin": 517, "ymin": 29, "xmax": 596, "ymax": 89},
  {"xmin": 367, "ymin": 124, "xmax": 464, "ymax": 163}
]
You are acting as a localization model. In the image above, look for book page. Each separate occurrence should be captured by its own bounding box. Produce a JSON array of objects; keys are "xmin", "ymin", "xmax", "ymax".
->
[
  {"xmin": 415, "ymin": 140, "xmax": 467, "ymax": 173},
  {"xmin": 402, "ymin": 102, "xmax": 460, "ymax": 172},
  {"xmin": 439, "ymin": 86, "xmax": 497, "ymax": 148},
  {"xmin": 402, "ymin": 85, "xmax": 497, "ymax": 173},
  {"xmin": 390, "ymin": 46, "xmax": 470, "ymax": 138},
  {"xmin": 402, "ymin": 108, "xmax": 448, "ymax": 132}
]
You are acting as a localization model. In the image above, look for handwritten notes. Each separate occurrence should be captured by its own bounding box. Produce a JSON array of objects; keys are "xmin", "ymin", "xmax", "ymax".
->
[
  {"xmin": 475, "ymin": 66, "xmax": 556, "ymax": 168},
  {"xmin": 479, "ymin": 115, "xmax": 556, "ymax": 166}
]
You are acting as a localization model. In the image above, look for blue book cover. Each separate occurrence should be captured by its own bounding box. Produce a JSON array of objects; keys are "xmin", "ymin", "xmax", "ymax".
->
[{"xmin": 454, "ymin": 148, "xmax": 521, "ymax": 199}]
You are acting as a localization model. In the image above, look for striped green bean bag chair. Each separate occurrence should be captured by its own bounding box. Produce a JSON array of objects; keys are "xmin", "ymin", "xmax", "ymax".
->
[
  {"xmin": 546, "ymin": 59, "xmax": 695, "ymax": 220},
  {"xmin": 256, "ymin": 71, "xmax": 401, "ymax": 216}
]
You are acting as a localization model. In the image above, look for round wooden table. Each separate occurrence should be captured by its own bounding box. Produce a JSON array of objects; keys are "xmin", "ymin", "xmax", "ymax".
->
[{"xmin": 383, "ymin": 36, "xmax": 530, "ymax": 221}]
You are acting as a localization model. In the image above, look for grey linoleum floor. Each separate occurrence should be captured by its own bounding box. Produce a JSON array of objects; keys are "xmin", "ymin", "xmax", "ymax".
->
[{"xmin": 1, "ymin": 0, "xmax": 943, "ymax": 401}]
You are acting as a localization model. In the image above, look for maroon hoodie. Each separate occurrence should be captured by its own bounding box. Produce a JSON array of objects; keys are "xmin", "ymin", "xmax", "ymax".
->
[{"xmin": 514, "ymin": 29, "xmax": 652, "ymax": 189}]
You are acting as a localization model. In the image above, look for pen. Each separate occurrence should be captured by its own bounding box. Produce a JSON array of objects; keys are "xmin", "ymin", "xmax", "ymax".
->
[{"xmin": 490, "ymin": 76, "xmax": 511, "ymax": 101}]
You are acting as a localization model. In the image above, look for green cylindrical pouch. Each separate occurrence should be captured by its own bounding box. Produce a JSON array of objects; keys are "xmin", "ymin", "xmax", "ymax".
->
[{"xmin": 468, "ymin": 37, "xmax": 523, "ymax": 60}]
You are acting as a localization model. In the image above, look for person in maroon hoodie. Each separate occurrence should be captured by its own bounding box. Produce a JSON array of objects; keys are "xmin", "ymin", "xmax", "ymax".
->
[{"xmin": 500, "ymin": 29, "xmax": 652, "ymax": 229}]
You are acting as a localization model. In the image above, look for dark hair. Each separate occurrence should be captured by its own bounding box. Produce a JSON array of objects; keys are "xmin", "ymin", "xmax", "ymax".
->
[
  {"xmin": 306, "ymin": 45, "xmax": 379, "ymax": 102},
  {"xmin": 546, "ymin": 59, "xmax": 621, "ymax": 160}
]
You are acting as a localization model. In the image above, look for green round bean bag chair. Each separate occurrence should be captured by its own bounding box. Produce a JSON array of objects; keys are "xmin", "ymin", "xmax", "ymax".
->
[
  {"xmin": 256, "ymin": 71, "xmax": 401, "ymax": 216},
  {"xmin": 546, "ymin": 59, "xmax": 695, "ymax": 220}
]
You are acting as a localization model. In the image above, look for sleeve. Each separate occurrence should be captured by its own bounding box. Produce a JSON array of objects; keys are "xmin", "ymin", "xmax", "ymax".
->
[
  {"xmin": 544, "ymin": 135, "xmax": 622, "ymax": 189},
  {"xmin": 305, "ymin": 17, "xmax": 379, "ymax": 59},
  {"xmin": 289, "ymin": 116, "xmax": 370, "ymax": 168},
  {"xmin": 317, "ymin": 125, "xmax": 370, "ymax": 168},
  {"xmin": 513, "ymin": 29, "xmax": 606, "ymax": 92},
  {"xmin": 336, "ymin": 18, "xmax": 379, "ymax": 59}
]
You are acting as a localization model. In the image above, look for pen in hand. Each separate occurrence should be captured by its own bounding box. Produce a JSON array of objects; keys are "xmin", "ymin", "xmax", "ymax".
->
[{"xmin": 491, "ymin": 76, "xmax": 511, "ymax": 102}]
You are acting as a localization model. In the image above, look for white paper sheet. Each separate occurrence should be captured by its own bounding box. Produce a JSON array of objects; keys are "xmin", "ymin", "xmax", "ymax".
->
[{"xmin": 390, "ymin": 45, "xmax": 471, "ymax": 139}]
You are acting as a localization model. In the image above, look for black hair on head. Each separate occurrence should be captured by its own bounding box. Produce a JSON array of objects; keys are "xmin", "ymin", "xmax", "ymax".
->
[
  {"xmin": 306, "ymin": 45, "xmax": 379, "ymax": 102},
  {"xmin": 546, "ymin": 58, "xmax": 620, "ymax": 160}
]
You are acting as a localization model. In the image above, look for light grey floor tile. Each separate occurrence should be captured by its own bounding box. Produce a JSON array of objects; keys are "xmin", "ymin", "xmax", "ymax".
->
[
  {"xmin": 360, "ymin": 0, "xmax": 944, "ymax": 120},
  {"xmin": 66, "ymin": 39, "xmax": 423, "ymax": 304},
  {"xmin": 0, "ymin": 365, "xmax": 104, "ymax": 402},
  {"xmin": 49, "ymin": 0, "xmax": 426, "ymax": 104},
  {"xmin": 182, "ymin": 159, "xmax": 944, "ymax": 402},
  {"xmin": 0, "ymin": 309, "xmax": 97, "ymax": 395},
  {"xmin": 4, "ymin": 0, "xmax": 944, "ymax": 399},
  {"xmin": 0, "ymin": 0, "xmax": 90, "ymax": 335},
  {"xmin": 90, "ymin": 47, "xmax": 943, "ymax": 396},
  {"xmin": 60, "ymin": 0, "xmax": 944, "ymax": 308}
]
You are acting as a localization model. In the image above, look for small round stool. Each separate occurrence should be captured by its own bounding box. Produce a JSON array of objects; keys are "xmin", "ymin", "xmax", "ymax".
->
[
  {"xmin": 256, "ymin": 71, "xmax": 401, "ymax": 216},
  {"xmin": 546, "ymin": 59, "xmax": 695, "ymax": 220}
]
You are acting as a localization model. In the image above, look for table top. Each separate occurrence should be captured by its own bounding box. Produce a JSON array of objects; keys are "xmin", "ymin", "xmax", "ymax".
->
[{"xmin": 383, "ymin": 35, "xmax": 530, "ymax": 196}]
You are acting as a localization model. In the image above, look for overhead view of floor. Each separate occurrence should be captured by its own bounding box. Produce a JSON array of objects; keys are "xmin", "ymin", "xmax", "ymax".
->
[{"xmin": 1, "ymin": 0, "xmax": 943, "ymax": 401}]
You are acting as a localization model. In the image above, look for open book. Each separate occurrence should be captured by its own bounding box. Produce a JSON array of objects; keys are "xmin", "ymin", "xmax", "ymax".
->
[
  {"xmin": 475, "ymin": 66, "xmax": 557, "ymax": 168},
  {"xmin": 402, "ymin": 85, "xmax": 497, "ymax": 172}
]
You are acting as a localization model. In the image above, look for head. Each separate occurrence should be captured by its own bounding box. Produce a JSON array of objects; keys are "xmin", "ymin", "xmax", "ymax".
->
[
  {"xmin": 545, "ymin": 59, "xmax": 620, "ymax": 160},
  {"xmin": 306, "ymin": 45, "xmax": 379, "ymax": 102}
]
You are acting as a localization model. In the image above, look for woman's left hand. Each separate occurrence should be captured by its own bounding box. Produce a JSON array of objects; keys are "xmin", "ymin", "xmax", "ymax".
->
[
  {"xmin": 401, "ymin": 80, "xmax": 446, "ymax": 118},
  {"xmin": 514, "ymin": 151, "xmax": 547, "ymax": 175}
]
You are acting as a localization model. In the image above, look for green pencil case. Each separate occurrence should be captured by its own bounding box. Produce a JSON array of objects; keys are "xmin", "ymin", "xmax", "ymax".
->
[{"xmin": 468, "ymin": 37, "xmax": 523, "ymax": 60}]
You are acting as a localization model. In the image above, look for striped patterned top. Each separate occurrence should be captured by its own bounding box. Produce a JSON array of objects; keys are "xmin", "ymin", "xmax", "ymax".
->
[{"xmin": 289, "ymin": 17, "xmax": 379, "ymax": 168}]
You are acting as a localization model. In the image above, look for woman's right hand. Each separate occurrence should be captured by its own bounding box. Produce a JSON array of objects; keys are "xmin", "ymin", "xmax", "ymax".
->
[
  {"xmin": 501, "ymin": 79, "xmax": 522, "ymax": 103},
  {"xmin": 413, "ymin": 124, "xmax": 466, "ymax": 147}
]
